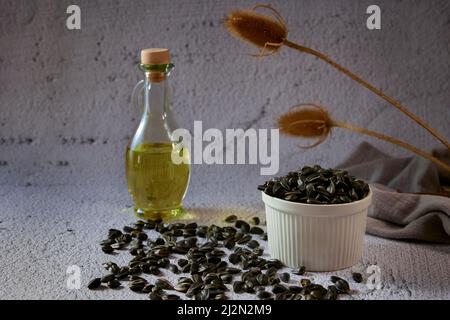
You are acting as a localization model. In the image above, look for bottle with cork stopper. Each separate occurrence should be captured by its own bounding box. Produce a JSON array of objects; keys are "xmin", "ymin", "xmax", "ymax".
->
[{"xmin": 125, "ymin": 48, "xmax": 190, "ymax": 220}]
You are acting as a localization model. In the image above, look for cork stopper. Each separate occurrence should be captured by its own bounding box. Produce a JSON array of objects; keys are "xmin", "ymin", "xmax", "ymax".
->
[{"xmin": 141, "ymin": 48, "xmax": 170, "ymax": 65}]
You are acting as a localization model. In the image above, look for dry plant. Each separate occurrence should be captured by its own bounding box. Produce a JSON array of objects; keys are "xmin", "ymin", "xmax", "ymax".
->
[
  {"xmin": 224, "ymin": 4, "xmax": 450, "ymax": 150},
  {"xmin": 278, "ymin": 103, "xmax": 450, "ymax": 173}
]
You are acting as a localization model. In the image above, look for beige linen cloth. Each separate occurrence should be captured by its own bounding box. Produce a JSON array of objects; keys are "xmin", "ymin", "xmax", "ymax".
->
[{"xmin": 339, "ymin": 142, "xmax": 450, "ymax": 244}]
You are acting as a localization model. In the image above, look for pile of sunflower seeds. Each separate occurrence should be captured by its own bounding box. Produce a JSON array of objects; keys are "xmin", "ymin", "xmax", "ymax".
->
[
  {"xmin": 90, "ymin": 216, "xmax": 363, "ymax": 300},
  {"xmin": 258, "ymin": 165, "xmax": 370, "ymax": 204}
]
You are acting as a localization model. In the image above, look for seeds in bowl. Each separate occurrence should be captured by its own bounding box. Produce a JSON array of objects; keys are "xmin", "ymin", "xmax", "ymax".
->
[{"xmin": 257, "ymin": 165, "xmax": 369, "ymax": 204}]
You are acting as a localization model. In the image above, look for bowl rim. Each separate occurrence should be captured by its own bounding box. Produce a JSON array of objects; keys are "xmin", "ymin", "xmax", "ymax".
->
[{"xmin": 261, "ymin": 186, "xmax": 372, "ymax": 216}]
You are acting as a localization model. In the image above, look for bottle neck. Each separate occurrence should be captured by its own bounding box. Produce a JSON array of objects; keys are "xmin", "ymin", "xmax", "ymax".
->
[
  {"xmin": 140, "ymin": 63, "xmax": 174, "ymax": 117},
  {"xmin": 144, "ymin": 72, "xmax": 169, "ymax": 116}
]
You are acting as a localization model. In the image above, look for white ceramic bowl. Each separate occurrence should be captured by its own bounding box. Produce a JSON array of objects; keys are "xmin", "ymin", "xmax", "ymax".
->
[{"xmin": 262, "ymin": 188, "xmax": 372, "ymax": 271}]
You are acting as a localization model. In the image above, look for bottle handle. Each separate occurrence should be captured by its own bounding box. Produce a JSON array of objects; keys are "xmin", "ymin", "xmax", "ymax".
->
[{"xmin": 131, "ymin": 80, "xmax": 145, "ymax": 113}]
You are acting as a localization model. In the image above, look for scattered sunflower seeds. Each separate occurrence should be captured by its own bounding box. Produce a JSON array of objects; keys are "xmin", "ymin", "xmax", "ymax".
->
[{"xmin": 91, "ymin": 217, "xmax": 357, "ymax": 300}]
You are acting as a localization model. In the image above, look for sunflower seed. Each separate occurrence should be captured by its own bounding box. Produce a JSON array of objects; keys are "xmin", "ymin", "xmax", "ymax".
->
[
  {"xmin": 163, "ymin": 294, "xmax": 181, "ymax": 300},
  {"xmin": 108, "ymin": 229, "xmax": 122, "ymax": 239},
  {"xmin": 102, "ymin": 261, "xmax": 120, "ymax": 274},
  {"xmin": 330, "ymin": 275, "xmax": 344, "ymax": 283},
  {"xmin": 137, "ymin": 232, "xmax": 148, "ymax": 241},
  {"xmin": 149, "ymin": 292, "xmax": 162, "ymax": 300},
  {"xmin": 155, "ymin": 278, "xmax": 173, "ymax": 290},
  {"xmin": 223, "ymin": 238, "xmax": 235, "ymax": 250},
  {"xmin": 107, "ymin": 279, "xmax": 121, "ymax": 289},
  {"xmin": 325, "ymin": 285, "xmax": 338, "ymax": 300},
  {"xmin": 289, "ymin": 286, "xmax": 302, "ymax": 293},
  {"xmin": 123, "ymin": 226, "xmax": 135, "ymax": 233},
  {"xmin": 280, "ymin": 272, "xmax": 290, "ymax": 283},
  {"xmin": 225, "ymin": 267, "xmax": 241, "ymax": 274},
  {"xmin": 174, "ymin": 283, "xmax": 191, "ymax": 293},
  {"xmin": 272, "ymin": 284, "xmax": 288, "ymax": 294},
  {"xmin": 250, "ymin": 227, "xmax": 264, "ymax": 235},
  {"xmin": 101, "ymin": 245, "xmax": 114, "ymax": 254},
  {"xmin": 100, "ymin": 274, "xmax": 115, "ymax": 283},
  {"xmin": 294, "ymin": 266, "xmax": 306, "ymax": 275},
  {"xmin": 233, "ymin": 281, "xmax": 244, "ymax": 293},
  {"xmin": 237, "ymin": 234, "xmax": 251, "ymax": 244},
  {"xmin": 100, "ymin": 239, "xmax": 114, "ymax": 246},
  {"xmin": 257, "ymin": 290, "xmax": 272, "ymax": 299},
  {"xmin": 247, "ymin": 240, "xmax": 259, "ymax": 249},
  {"xmin": 87, "ymin": 278, "xmax": 101, "ymax": 290},
  {"xmin": 235, "ymin": 220, "xmax": 250, "ymax": 233},
  {"xmin": 310, "ymin": 289, "xmax": 326, "ymax": 300},
  {"xmin": 169, "ymin": 264, "xmax": 180, "ymax": 274},
  {"xmin": 220, "ymin": 274, "xmax": 233, "ymax": 284},
  {"xmin": 352, "ymin": 272, "xmax": 363, "ymax": 283},
  {"xmin": 225, "ymin": 215, "xmax": 238, "ymax": 223},
  {"xmin": 300, "ymin": 278, "xmax": 311, "ymax": 287},
  {"xmin": 257, "ymin": 274, "xmax": 269, "ymax": 286},
  {"xmin": 335, "ymin": 279, "xmax": 350, "ymax": 294},
  {"xmin": 129, "ymin": 281, "xmax": 145, "ymax": 292},
  {"xmin": 142, "ymin": 284, "xmax": 154, "ymax": 293}
]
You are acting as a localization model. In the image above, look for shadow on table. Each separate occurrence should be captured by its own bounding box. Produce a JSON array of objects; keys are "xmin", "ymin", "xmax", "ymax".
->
[{"xmin": 177, "ymin": 206, "xmax": 264, "ymax": 224}]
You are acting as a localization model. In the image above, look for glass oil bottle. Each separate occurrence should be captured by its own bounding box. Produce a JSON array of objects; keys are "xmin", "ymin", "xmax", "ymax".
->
[{"xmin": 125, "ymin": 48, "xmax": 190, "ymax": 220}]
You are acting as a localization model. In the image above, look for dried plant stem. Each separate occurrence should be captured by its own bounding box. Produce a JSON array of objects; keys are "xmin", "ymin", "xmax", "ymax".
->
[
  {"xmin": 284, "ymin": 39, "xmax": 450, "ymax": 150},
  {"xmin": 332, "ymin": 120, "xmax": 450, "ymax": 173}
]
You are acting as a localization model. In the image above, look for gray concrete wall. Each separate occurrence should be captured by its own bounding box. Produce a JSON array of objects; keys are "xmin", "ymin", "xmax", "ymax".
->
[{"xmin": 1, "ymin": 0, "xmax": 449, "ymax": 187}]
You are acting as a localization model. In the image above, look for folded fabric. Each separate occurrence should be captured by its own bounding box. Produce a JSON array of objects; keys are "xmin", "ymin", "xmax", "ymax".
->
[{"xmin": 339, "ymin": 142, "xmax": 450, "ymax": 244}]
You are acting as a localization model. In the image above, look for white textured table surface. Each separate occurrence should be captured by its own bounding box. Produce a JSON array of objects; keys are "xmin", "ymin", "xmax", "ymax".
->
[{"xmin": 1, "ymin": 165, "xmax": 449, "ymax": 300}]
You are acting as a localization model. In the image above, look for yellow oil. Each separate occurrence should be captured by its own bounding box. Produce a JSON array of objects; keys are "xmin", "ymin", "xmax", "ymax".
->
[{"xmin": 125, "ymin": 142, "xmax": 190, "ymax": 220}]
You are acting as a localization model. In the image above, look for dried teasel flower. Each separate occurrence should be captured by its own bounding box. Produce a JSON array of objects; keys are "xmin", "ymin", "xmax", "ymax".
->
[
  {"xmin": 278, "ymin": 104, "xmax": 450, "ymax": 173},
  {"xmin": 224, "ymin": 4, "xmax": 287, "ymax": 57},
  {"xmin": 278, "ymin": 104, "xmax": 331, "ymax": 148},
  {"xmin": 224, "ymin": 4, "xmax": 450, "ymax": 150}
]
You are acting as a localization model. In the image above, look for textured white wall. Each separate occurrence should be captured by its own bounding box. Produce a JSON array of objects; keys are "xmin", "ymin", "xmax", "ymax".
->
[{"xmin": 0, "ymin": 0, "xmax": 449, "ymax": 187}]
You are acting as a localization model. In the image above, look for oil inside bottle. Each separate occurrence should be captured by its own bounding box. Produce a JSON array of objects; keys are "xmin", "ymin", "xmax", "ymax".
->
[{"xmin": 126, "ymin": 142, "xmax": 190, "ymax": 220}]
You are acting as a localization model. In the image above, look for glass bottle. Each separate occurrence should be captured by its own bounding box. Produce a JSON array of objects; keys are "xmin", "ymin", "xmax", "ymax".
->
[{"xmin": 125, "ymin": 48, "xmax": 190, "ymax": 220}]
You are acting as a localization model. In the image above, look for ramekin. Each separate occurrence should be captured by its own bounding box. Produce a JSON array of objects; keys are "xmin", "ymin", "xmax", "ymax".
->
[{"xmin": 262, "ymin": 188, "xmax": 372, "ymax": 271}]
